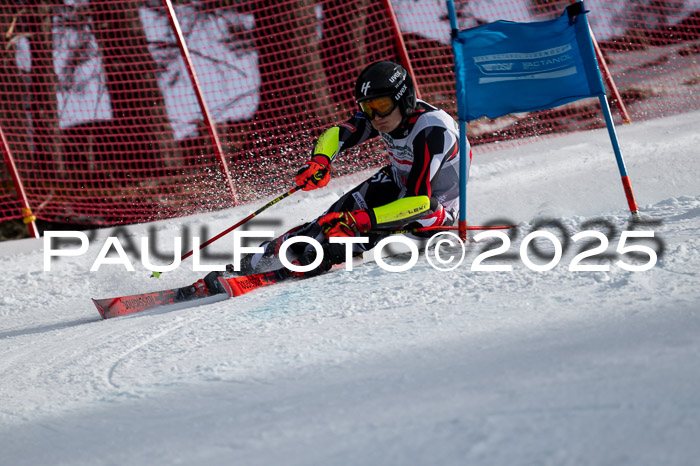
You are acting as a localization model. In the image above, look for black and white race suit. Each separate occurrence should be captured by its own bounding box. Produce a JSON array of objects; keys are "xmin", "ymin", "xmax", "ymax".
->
[{"xmin": 241, "ymin": 100, "xmax": 468, "ymax": 274}]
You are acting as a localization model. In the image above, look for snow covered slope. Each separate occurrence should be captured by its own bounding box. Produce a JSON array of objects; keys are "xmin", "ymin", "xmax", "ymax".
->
[{"xmin": 1, "ymin": 111, "xmax": 699, "ymax": 465}]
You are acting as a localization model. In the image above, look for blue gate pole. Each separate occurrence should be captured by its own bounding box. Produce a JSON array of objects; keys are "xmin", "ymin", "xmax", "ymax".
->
[
  {"xmin": 598, "ymin": 94, "xmax": 639, "ymax": 216},
  {"xmin": 446, "ymin": 0, "xmax": 470, "ymax": 241}
]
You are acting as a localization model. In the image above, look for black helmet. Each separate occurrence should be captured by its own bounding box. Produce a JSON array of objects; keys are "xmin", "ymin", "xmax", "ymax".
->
[{"xmin": 354, "ymin": 61, "xmax": 416, "ymax": 118}]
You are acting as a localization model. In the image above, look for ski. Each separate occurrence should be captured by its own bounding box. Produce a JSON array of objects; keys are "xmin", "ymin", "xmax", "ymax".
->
[
  {"xmin": 92, "ymin": 279, "xmax": 226, "ymax": 319},
  {"xmin": 217, "ymin": 268, "xmax": 297, "ymax": 297},
  {"xmin": 95, "ymin": 260, "xmax": 348, "ymax": 319},
  {"xmin": 218, "ymin": 254, "xmax": 371, "ymax": 298}
]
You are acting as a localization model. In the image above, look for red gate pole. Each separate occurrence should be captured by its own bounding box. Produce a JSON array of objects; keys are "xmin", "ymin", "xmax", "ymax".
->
[
  {"xmin": 162, "ymin": 0, "xmax": 239, "ymax": 205},
  {"xmin": 381, "ymin": 0, "xmax": 422, "ymax": 99},
  {"xmin": 0, "ymin": 126, "xmax": 39, "ymax": 238}
]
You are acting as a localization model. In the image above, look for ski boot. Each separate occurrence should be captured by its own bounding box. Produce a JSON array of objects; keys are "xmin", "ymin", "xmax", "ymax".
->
[
  {"xmin": 178, "ymin": 278, "xmax": 212, "ymax": 300},
  {"xmin": 178, "ymin": 265, "xmax": 234, "ymax": 299},
  {"xmin": 295, "ymin": 241, "xmax": 348, "ymax": 277}
]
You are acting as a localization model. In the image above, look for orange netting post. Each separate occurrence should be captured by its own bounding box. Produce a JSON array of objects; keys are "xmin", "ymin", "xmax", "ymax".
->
[
  {"xmin": 162, "ymin": 0, "xmax": 238, "ymax": 205},
  {"xmin": 589, "ymin": 27, "xmax": 632, "ymax": 124},
  {"xmin": 381, "ymin": 0, "xmax": 422, "ymax": 100},
  {"xmin": 0, "ymin": 125, "xmax": 39, "ymax": 238}
]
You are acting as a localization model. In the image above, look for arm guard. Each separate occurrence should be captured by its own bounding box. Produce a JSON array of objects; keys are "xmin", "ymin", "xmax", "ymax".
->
[
  {"xmin": 369, "ymin": 196, "xmax": 431, "ymax": 229},
  {"xmin": 312, "ymin": 127, "xmax": 340, "ymax": 164},
  {"xmin": 312, "ymin": 114, "xmax": 376, "ymax": 164}
]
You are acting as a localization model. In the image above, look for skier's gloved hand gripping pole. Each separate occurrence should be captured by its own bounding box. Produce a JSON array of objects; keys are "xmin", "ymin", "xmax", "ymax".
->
[
  {"xmin": 318, "ymin": 196, "xmax": 519, "ymax": 238},
  {"xmin": 294, "ymin": 127, "xmax": 339, "ymax": 191}
]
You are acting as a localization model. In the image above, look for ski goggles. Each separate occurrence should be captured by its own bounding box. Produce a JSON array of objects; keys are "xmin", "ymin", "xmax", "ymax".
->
[{"xmin": 358, "ymin": 96, "xmax": 396, "ymax": 120}]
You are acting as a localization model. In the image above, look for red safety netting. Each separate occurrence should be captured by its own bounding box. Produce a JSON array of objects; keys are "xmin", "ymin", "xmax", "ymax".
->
[{"xmin": 1, "ymin": 0, "xmax": 699, "ymax": 234}]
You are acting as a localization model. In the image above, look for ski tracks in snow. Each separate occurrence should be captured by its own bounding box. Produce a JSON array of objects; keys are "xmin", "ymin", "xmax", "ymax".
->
[
  {"xmin": 105, "ymin": 314, "xmax": 204, "ymax": 391},
  {"xmin": 1, "ymin": 195, "xmax": 698, "ymax": 429},
  {"xmin": 0, "ymin": 311, "xmax": 206, "ymax": 424}
]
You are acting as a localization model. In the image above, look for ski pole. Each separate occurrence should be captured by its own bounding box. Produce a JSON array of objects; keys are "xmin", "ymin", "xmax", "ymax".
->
[{"xmin": 152, "ymin": 184, "xmax": 304, "ymax": 277}]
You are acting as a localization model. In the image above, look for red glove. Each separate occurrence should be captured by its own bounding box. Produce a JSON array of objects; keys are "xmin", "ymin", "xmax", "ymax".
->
[
  {"xmin": 318, "ymin": 210, "xmax": 372, "ymax": 238},
  {"xmin": 295, "ymin": 155, "xmax": 331, "ymax": 191}
]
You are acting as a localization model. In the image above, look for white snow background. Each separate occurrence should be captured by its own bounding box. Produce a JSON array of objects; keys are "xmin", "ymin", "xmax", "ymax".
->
[{"xmin": 1, "ymin": 111, "xmax": 699, "ymax": 465}]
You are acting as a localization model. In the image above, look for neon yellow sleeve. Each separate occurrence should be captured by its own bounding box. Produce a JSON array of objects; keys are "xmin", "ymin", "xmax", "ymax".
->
[
  {"xmin": 371, "ymin": 196, "xmax": 431, "ymax": 228},
  {"xmin": 313, "ymin": 127, "xmax": 341, "ymax": 162}
]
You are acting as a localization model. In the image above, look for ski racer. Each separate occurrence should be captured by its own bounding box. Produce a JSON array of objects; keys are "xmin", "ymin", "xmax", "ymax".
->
[{"xmin": 201, "ymin": 60, "xmax": 468, "ymax": 293}]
